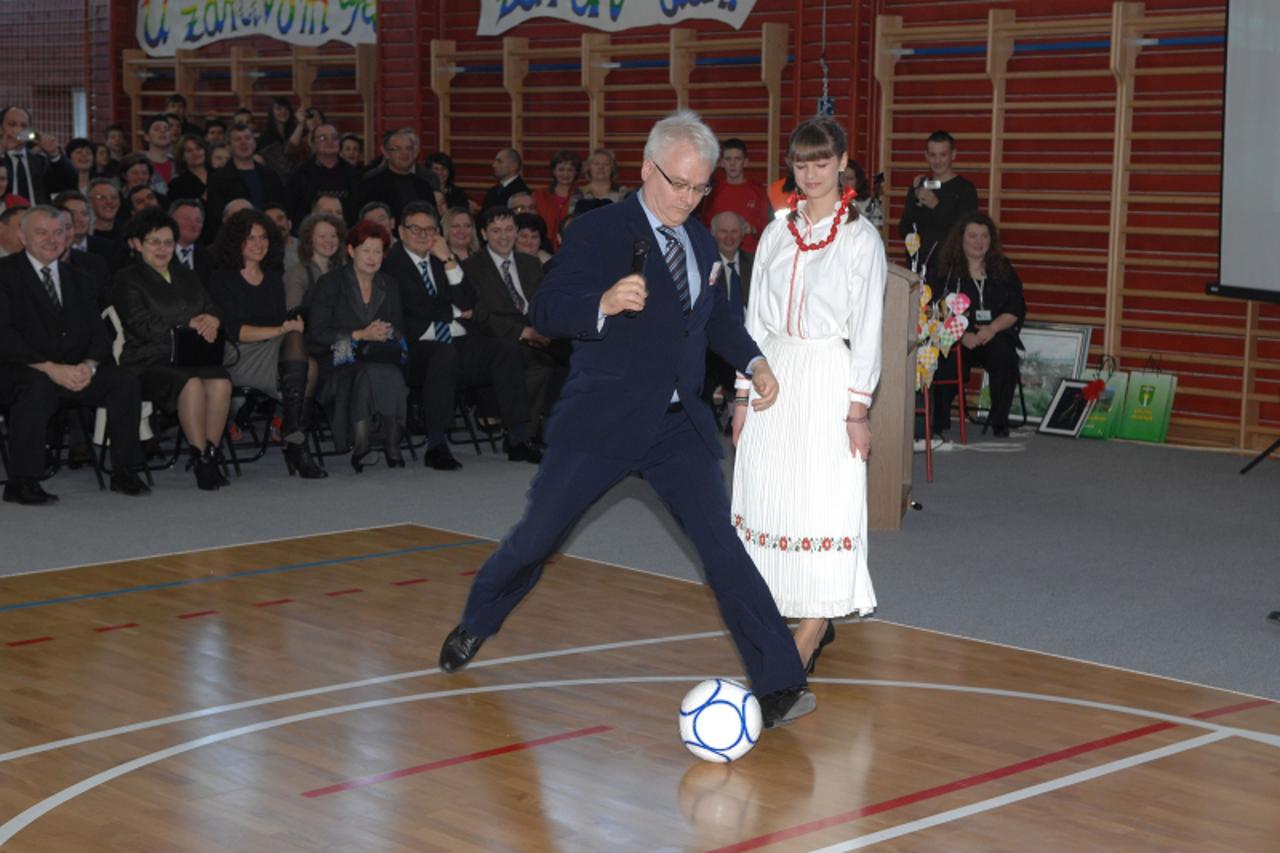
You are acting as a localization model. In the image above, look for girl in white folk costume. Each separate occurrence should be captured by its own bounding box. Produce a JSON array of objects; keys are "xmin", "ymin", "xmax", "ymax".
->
[{"xmin": 731, "ymin": 116, "xmax": 887, "ymax": 673}]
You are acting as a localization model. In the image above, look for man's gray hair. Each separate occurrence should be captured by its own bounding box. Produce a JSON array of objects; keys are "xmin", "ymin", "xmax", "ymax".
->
[
  {"xmin": 643, "ymin": 109, "xmax": 720, "ymax": 169},
  {"xmin": 20, "ymin": 204, "xmax": 63, "ymax": 233},
  {"xmin": 710, "ymin": 210, "xmax": 746, "ymax": 230}
]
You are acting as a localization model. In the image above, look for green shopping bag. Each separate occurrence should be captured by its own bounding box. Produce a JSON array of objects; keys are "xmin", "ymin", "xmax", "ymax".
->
[
  {"xmin": 1114, "ymin": 358, "xmax": 1176, "ymax": 442},
  {"xmin": 1079, "ymin": 356, "xmax": 1129, "ymax": 440}
]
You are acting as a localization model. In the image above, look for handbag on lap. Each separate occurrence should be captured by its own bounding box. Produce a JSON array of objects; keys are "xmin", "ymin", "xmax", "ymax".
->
[{"xmin": 169, "ymin": 325, "xmax": 225, "ymax": 367}]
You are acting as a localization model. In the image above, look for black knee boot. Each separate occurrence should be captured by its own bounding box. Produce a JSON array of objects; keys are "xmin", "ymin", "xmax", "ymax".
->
[
  {"xmin": 278, "ymin": 360, "xmax": 327, "ymax": 479},
  {"xmin": 384, "ymin": 417, "xmax": 404, "ymax": 467}
]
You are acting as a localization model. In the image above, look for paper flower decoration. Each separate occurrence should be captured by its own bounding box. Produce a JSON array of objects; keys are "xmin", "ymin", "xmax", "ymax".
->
[{"xmin": 904, "ymin": 231, "xmax": 921, "ymax": 258}]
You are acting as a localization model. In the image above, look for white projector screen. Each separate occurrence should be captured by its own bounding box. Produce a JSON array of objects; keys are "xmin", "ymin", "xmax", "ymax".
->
[{"xmin": 1217, "ymin": 0, "xmax": 1280, "ymax": 299}]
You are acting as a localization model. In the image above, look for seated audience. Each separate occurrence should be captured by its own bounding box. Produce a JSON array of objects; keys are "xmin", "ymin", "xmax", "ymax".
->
[
  {"xmin": 205, "ymin": 123, "xmax": 286, "ymax": 242},
  {"xmin": 514, "ymin": 212, "xmax": 553, "ymax": 266},
  {"xmin": 165, "ymin": 94, "xmax": 203, "ymax": 136},
  {"xmin": 704, "ymin": 210, "xmax": 753, "ymax": 406},
  {"xmin": 87, "ymin": 178, "xmax": 124, "ymax": 243},
  {"xmin": 533, "ymin": 149, "xmax": 581, "ymax": 250},
  {"xmin": 443, "ymin": 207, "xmax": 479, "ymax": 262},
  {"xmin": 285, "ymin": 211, "xmax": 346, "ymax": 310},
  {"xmin": 53, "ymin": 191, "xmax": 114, "ymax": 305},
  {"xmin": 140, "ymin": 114, "xmax": 176, "ymax": 193},
  {"xmin": 126, "ymin": 183, "xmax": 161, "ymax": 215},
  {"xmin": 0, "ymin": 159, "xmax": 29, "ymax": 213},
  {"xmin": 340, "ymin": 133, "xmax": 365, "ymax": 171},
  {"xmin": 112, "ymin": 208, "xmax": 232, "ymax": 490},
  {"xmin": 167, "ymin": 134, "xmax": 210, "ymax": 202},
  {"xmin": 203, "ymin": 119, "xmax": 227, "ymax": 147},
  {"xmin": 0, "ymin": 206, "xmax": 148, "ymax": 503},
  {"xmin": 426, "ymin": 151, "xmax": 472, "ymax": 215},
  {"xmin": 897, "ymin": 129, "xmax": 979, "ymax": 278},
  {"xmin": 208, "ymin": 209, "xmax": 326, "ymax": 478},
  {"xmin": 105, "ymin": 123, "xmax": 129, "ymax": 164},
  {"xmin": 506, "ymin": 190, "xmax": 536, "ymax": 217},
  {"xmin": 208, "ymin": 142, "xmax": 230, "ymax": 170},
  {"xmin": 359, "ymin": 201, "xmax": 396, "ymax": 237},
  {"xmin": 311, "ymin": 192, "xmax": 346, "ymax": 220},
  {"xmin": 930, "ymin": 212, "xmax": 1026, "ymax": 438},
  {"xmin": 170, "ymin": 198, "xmax": 213, "ymax": 285},
  {"xmin": 464, "ymin": 206, "xmax": 565, "ymax": 440},
  {"xmin": 306, "ymin": 220, "xmax": 408, "ymax": 471},
  {"xmin": 65, "ymin": 138, "xmax": 100, "ymax": 192},
  {"xmin": 573, "ymin": 147, "xmax": 628, "ymax": 212},
  {"xmin": 117, "ymin": 154, "xmax": 162, "ymax": 213},
  {"xmin": 263, "ymin": 202, "xmax": 301, "ymax": 276},
  {"xmin": 483, "ymin": 147, "xmax": 529, "ymax": 212},
  {"xmin": 287, "ymin": 123, "xmax": 359, "ymax": 226},
  {"xmin": 0, "ymin": 207, "xmax": 25, "ymax": 256},
  {"xmin": 258, "ymin": 96, "xmax": 298, "ymax": 177},
  {"xmin": 353, "ymin": 129, "xmax": 434, "ymax": 226}
]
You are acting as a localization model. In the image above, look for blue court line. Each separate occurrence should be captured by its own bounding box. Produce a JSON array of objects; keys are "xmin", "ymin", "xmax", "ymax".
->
[{"xmin": 0, "ymin": 538, "xmax": 488, "ymax": 615}]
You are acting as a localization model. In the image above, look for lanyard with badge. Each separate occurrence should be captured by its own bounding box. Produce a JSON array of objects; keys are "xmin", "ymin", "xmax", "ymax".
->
[{"xmin": 972, "ymin": 275, "xmax": 992, "ymax": 324}]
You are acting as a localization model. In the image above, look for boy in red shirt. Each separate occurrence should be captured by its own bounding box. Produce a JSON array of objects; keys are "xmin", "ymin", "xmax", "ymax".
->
[{"xmin": 702, "ymin": 138, "xmax": 771, "ymax": 252}]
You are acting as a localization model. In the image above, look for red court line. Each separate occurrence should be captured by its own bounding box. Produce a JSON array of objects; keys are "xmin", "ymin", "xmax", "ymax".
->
[
  {"xmin": 94, "ymin": 623, "xmax": 140, "ymax": 633},
  {"xmin": 713, "ymin": 698, "xmax": 1271, "ymax": 853},
  {"xmin": 177, "ymin": 610, "xmax": 219, "ymax": 619},
  {"xmin": 5, "ymin": 636, "xmax": 54, "ymax": 647},
  {"xmin": 254, "ymin": 599, "xmax": 295, "ymax": 608},
  {"xmin": 325, "ymin": 588, "xmax": 364, "ymax": 597},
  {"xmin": 391, "ymin": 578, "xmax": 430, "ymax": 586},
  {"xmin": 457, "ymin": 570, "xmax": 478, "ymax": 577},
  {"xmin": 301, "ymin": 725, "xmax": 613, "ymax": 798}
]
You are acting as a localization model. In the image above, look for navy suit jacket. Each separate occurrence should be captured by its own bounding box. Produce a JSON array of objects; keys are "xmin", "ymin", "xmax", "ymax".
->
[{"xmin": 530, "ymin": 193, "xmax": 760, "ymax": 461}]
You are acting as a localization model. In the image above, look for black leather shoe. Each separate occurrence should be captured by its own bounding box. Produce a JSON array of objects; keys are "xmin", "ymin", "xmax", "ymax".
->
[
  {"xmin": 1268, "ymin": 610, "xmax": 1280, "ymax": 627},
  {"xmin": 423, "ymin": 444, "xmax": 463, "ymax": 471},
  {"xmin": 110, "ymin": 469, "xmax": 151, "ymax": 496},
  {"xmin": 992, "ymin": 425, "xmax": 1011, "ymax": 437},
  {"xmin": 759, "ymin": 686, "xmax": 817, "ymax": 729},
  {"xmin": 3, "ymin": 479, "xmax": 59, "ymax": 506},
  {"xmin": 805, "ymin": 620, "xmax": 836, "ymax": 675},
  {"xmin": 506, "ymin": 440, "xmax": 543, "ymax": 464},
  {"xmin": 439, "ymin": 625, "xmax": 486, "ymax": 672}
]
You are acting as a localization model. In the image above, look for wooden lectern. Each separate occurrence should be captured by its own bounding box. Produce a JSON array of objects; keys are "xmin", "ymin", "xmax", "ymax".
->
[{"xmin": 868, "ymin": 264, "xmax": 921, "ymax": 530}]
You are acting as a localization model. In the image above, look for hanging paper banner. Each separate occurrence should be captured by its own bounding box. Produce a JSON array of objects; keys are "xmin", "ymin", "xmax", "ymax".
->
[
  {"xmin": 478, "ymin": 0, "xmax": 758, "ymax": 36},
  {"xmin": 136, "ymin": 0, "xmax": 377, "ymax": 58}
]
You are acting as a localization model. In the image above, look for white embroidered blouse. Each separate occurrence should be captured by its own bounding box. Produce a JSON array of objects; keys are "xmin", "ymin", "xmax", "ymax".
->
[{"xmin": 744, "ymin": 204, "xmax": 887, "ymax": 406}]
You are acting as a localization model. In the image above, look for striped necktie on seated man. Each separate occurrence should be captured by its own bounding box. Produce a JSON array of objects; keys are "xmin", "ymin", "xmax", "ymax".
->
[{"xmin": 419, "ymin": 259, "xmax": 452, "ymax": 343}]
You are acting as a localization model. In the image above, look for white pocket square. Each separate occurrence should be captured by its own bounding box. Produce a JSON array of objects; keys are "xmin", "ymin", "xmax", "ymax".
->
[{"xmin": 707, "ymin": 261, "xmax": 723, "ymax": 287}]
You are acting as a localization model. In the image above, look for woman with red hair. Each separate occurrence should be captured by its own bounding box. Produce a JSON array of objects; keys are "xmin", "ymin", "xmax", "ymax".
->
[{"xmin": 306, "ymin": 219, "xmax": 409, "ymax": 471}]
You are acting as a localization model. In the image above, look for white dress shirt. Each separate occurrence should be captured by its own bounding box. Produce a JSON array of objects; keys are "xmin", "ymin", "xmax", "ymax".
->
[
  {"xmin": 487, "ymin": 246, "xmax": 529, "ymax": 313},
  {"xmin": 26, "ymin": 252, "xmax": 62, "ymax": 303}
]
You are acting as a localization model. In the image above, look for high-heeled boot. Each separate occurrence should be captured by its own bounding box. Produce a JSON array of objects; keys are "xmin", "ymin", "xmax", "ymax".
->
[
  {"xmin": 278, "ymin": 360, "xmax": 327, "ymax": 479},
  {"xmin": 205, "ymin": 442, "xmax": 231, "ymax": 487},
  {"xmin": 384, "ymin": 418, "xmax": 405, "ymax": 468},
  {"xmin": 191, "ymin": 447, "xmax": 219, "ymax": 491},
  {"xmin": 350, "ymin": 419, "xmax": 377, "ymax": 473}
]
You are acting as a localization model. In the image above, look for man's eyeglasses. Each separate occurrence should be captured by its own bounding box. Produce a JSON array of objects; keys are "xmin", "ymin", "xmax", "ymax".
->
[
  {"xmin": 652, "ymin": 161, "xmax": 712, "ymax": 197},
  {"xmin": 402, "ymin": 224, "xmax": 438, "ymax": 237}
]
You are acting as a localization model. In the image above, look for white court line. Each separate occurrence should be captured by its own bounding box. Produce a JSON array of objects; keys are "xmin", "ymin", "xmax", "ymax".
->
[
  {"xmin": 0, "ymin": 629, "xmax": 729, "ymax": 764},
  {"xmin": 810, "ymin": 732, "xmax": 1231, "ymax": 852}
]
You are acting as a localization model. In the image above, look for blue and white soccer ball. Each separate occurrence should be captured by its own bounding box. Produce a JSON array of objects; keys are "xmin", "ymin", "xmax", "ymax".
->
[{"xmin": 679, "ymin": 678, "xmax": 763, "ymax": 762}]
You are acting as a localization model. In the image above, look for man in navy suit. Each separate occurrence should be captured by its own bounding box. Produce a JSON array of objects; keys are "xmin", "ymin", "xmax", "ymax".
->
[{"xmin": 439, "ymin": 111, "xmax": 815, "ymax": 727}]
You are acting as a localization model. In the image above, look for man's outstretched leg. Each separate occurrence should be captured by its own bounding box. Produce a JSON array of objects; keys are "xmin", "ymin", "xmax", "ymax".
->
[{"xmin": 440, "ymin": 444, "xmax": 629, "ymax": 671}]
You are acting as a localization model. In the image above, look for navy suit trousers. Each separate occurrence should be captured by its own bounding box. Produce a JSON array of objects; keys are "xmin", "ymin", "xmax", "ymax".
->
[{"xmin": 460, "ymin": 409, "xmax": 807, "ymax": 697}]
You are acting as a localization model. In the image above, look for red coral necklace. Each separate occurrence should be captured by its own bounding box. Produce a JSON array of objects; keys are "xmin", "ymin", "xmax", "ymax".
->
[{"xmin": 787, "ymin": 185, "xmax": 856, "ymax": 252}]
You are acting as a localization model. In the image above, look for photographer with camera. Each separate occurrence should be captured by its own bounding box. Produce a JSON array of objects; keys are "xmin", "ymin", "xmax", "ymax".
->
[
  {"xmin": 1, "ymin": 107, "xmax": 75, "ymax": 205},
  {"xmin": 897, "ymin": 130, "xmax": 978, "ymax": 281}
]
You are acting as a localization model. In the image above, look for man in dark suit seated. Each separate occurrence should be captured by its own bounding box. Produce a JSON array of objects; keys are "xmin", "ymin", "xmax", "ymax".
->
[
  {"xmin": 51, "ymin": 203, "xmax": 111, "ymax": 310},
  {"xmin": 704, "ymin": 210, "xmax": 755, "ymax": 408},
  {"xmin": 439, "ymin": 110, "xmax": 815, "ymax": 728},
  {"xmin": 169, "ymin": 198, "xmax": 213, "ymax": 286},
  {"xmin": 204, "ymin": 123, "xmax": 286, "ymax": 242},
  {"xmin": 462, "ymin": 206, "xmax": 566, "ymax": 443},
  {"xmin": 0, "ymin": 206, "xmax": 148, "ymax": 503},
  {"xmin": 385, "ymin": 202, "xmax": 541, "ymax": 467},
  {"xmin": 481, "ymin": 148, "xmax": 530, "ymax": 213},
  {"xmin": 352, "ymin": 129, "xmax": 435, "ymax": 228},
  {"xmin": 287, "ymin": 123, "xmax": 359, "ymax": 226}
]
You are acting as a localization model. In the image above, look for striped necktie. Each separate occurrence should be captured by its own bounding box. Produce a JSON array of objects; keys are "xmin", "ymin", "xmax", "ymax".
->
[
  {"xmin": 658, "ymin": 225, "xmax": 691, "ymax": 314},
  {"xmin": 10, "ymin": 151, "xmax": 33, "ymax": 201},
  {"xmin": 40, "ymin": 265, "xmax": 61, "ymax": 310},
  {"xmin": 500, "ymin": 258, "xmax": 526, "ymax": 314},
  {"xmin": 419, "ymin": 260, "xmax": 452, "ymax": 343}
]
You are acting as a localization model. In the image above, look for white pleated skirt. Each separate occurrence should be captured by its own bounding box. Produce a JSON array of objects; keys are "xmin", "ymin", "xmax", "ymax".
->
[{"xmin": 731, "ymin": 334, "xmax": 876, "ymax": 619}]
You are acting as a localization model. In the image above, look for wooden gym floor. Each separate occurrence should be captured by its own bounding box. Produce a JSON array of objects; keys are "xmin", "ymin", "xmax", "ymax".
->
[{"xmin": 1, "ymin": 523, "xmax": 1277, "ymax": 851}]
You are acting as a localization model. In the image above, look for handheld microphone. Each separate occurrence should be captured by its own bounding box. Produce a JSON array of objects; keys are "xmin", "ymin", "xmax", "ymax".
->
[{"xmin": 624, "ymin": 237, "xmax": 650, "ymax": 318}]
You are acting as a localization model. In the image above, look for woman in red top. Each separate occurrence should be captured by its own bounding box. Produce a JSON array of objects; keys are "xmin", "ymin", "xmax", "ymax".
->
[{"xmin": 532, "ymin": 149, "xmax": 581, "ymax": 250}]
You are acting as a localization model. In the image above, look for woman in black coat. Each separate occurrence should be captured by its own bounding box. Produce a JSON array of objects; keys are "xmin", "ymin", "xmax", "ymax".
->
[
  {"xmin": 306, "ymin": 220, "xmax": 408, "ymax": 471},
  {"xmin": 112, "ymin": 208, "xmax": 232, "ymax": 489}
]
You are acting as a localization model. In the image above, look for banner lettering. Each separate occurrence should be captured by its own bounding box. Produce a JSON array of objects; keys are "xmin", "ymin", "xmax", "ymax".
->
[
  {"xmin": 136, "ymin": 0, "xmax": 376, "ymax": 57},
  {"xmin": 478, "ymin": 0, "xmax": 757, "ymax": 36}
]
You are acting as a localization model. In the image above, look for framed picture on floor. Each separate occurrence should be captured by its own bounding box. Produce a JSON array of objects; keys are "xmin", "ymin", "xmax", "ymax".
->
[
  {"xmin": 975, "ymin": 322, "xmax": 1093, "ymax": 425},
  {"xmin": 1037, "ymin": 379, "xmax": 1096, "ymax": 437}
]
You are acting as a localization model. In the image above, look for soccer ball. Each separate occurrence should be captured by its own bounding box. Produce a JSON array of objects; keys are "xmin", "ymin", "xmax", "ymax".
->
[{"xmin": 679, "ymin": 678, "xmax": 762, "ymax": 762}]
